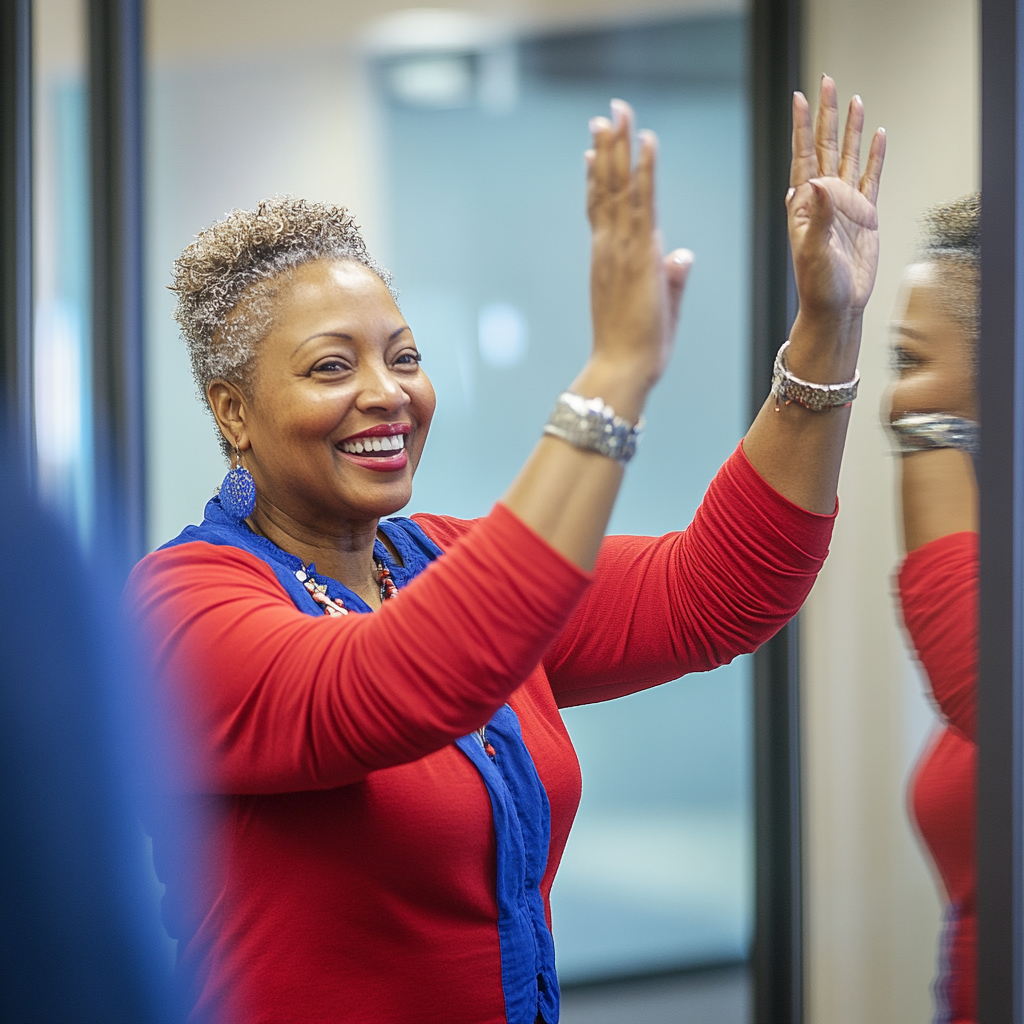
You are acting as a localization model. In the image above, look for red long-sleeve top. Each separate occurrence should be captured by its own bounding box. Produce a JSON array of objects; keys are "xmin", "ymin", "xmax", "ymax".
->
[
  {"xmin": 128, "ymin": 445, "xmax": 835, "ymax": 1024},
  {"xmin": 899, "ymin": 532, "xmax": 978, "ymax": 1024}
]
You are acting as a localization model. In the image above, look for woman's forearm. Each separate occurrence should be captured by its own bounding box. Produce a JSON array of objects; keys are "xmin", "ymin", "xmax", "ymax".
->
[
  {"xmin": 502, "ymin": 357, "xmax": 646, "ymax": 572},
  {"xmin": 899, "ymin": 448, "xmax": 978, "ymax": 552},
  {"xmin": 742, "ymin": 311, "xmax": 858, "ymax": 514}
]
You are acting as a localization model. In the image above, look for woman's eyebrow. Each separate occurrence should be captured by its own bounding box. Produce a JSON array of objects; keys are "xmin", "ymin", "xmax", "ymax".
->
[
  {"xmin": 293, "ymin": 331, "xmax": 353, "ymax": 355},
  {"xmin": 293, "ymin": 326, "xmax": 408, "ymax": 355},
  {"xmin": 892, "ymin": 322, "xmax": 927, "ymax": 341}
]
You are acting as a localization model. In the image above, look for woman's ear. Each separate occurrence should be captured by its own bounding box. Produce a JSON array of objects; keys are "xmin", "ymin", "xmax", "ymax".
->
[{"xmin": 208, "ymin": 379, "xmax": 250, "ymax": 452}]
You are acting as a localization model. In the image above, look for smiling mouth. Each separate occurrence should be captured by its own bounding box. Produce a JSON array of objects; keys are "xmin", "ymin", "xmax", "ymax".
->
[{"xmin": 339, "ymin": 434, "xmax": 407, "ymax": 456}]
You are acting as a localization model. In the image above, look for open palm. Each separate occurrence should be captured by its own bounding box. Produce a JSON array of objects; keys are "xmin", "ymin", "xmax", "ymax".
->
[{"xmin": 788, "ymin": 77, "xmax": 886, "ymax": 320}]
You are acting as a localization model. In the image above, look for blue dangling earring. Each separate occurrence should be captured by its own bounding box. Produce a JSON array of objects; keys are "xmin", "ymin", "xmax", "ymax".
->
[{"xmin": 219, "ymin": 444, "xmax": 256, "ymax": 522}]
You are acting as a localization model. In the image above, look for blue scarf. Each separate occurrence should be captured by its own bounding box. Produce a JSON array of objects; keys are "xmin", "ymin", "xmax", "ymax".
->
[{"xmin": 162, "ymin": 497, "xmax": 560, "ymax": 1024}]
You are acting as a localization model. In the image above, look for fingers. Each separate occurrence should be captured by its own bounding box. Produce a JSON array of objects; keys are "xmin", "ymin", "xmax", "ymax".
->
[
  {"xmin": 859, "ymin": 126, "xmax": 887, "ymax": 205},
  {"xmin": 796, "ymin": 179, "xmax": 836, "ymax": 254},
  {"xmin": 790, "ymin": 90, "xmax": 816, "ymax": 187},
  {"xmin": 587, "ymin": 116, "xmax": 613, "ymax": 225},
  {"xmin": 585, "ymin": 147, "xmax": 597, "ymax": 221},
  {"xmin": 634, "ymin": 129, "xmax": 657, "ymax": 235},
  {"xmin": 814, "ymin": 74, "xmax": 840, "ymax": 177},
  {"xmin": 838, "ymin": 94, "xmax": 864, "ymax": 186},
  {"xmin": 609, "ymin": 99, "xmax": 633, "ymax": 196},
  {"xmin": 587, "ymin": 99, "xmax": 656, "ymax": 234},
  {"xmin": 665, "ymin": 249, "xmax": 695, "ymax": 326}
]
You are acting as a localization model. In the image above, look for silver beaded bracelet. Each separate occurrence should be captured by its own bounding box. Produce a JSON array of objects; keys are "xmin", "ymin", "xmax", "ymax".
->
[
  {"xmin": 771, "ymin": 340, "xmax": 860, "ymax": 412},
  {"xmin": 889, "ymin": 413, "xmax": 979, "ymax": 457},
  {"xmin": 543, "ymin": 392, "xmax": 644, "ymax": 464}
]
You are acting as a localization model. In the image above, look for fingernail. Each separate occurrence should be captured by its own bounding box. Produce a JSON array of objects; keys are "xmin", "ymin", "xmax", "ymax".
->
[
  {"xmin": 878, "ymin": 126, "xmax": 886, "ymax": 135},
  {"xmin": 786, "ymin": 187, "xmax": 796, "ymax": 202},
  {"xmin": 853, "ymin": 94, "xmax": 862, "ymax": 103},
  {"xmin": 672, "ymin": 250, "xmax": 694, "ymax": 265},
  {"xmin": 611, "ymin": 98, "xmax": 627, "ymax": 127},
  {"xmin": 589, "ymin": 117, "xmax": 602, "ymax": 134}
]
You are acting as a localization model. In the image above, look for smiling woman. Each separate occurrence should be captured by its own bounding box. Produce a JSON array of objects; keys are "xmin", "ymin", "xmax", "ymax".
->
[
  {"xmin": 204, "ymin": 259, "xmax": 436, "ymax": 603},
  {"xmin": 128, "ymin": 84, "xmax": 884, "ymax": 1024}
]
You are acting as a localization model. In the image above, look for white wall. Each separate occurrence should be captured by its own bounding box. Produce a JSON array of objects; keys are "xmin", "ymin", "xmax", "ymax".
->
[{"xmin": 800, "ymin": 1, "xmax": 979, "ymax": 1021}]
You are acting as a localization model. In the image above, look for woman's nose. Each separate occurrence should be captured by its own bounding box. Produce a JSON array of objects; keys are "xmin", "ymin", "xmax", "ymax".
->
[{"xmin": 355, "ymin": 360, "xmax": 409, "ymax": 411}]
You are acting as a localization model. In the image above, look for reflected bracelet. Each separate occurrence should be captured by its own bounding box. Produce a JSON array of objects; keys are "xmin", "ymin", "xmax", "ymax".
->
[
  {"xmin": 889, "ymin": 413, "xmax": 979, "ymax": 457},
  {"xmin": 771, "ymin": 340, "xmax": 860, "ymax": 411},
  {"xmin": 544, "ymin": 392, "xmax": 644, "ymax": 464}
]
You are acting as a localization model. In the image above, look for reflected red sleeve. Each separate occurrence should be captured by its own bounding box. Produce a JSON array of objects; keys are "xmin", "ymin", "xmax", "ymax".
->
[
  {"xmin": 898, "ymin": 531, "xmax": 978, "ymax": 740},
  {"xmin": 544, "ymin": 442, "xmax": 836, "ymax": 707},
  {"xmin": 127, "ymin": 503, "xmax": 590, "ymax": 794}
]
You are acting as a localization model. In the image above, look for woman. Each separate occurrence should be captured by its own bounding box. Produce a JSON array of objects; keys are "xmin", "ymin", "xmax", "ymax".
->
[
  {"xmin": 130, "ymin": 79, "xmax": 885, "ymax": 1024},
  {"xmin": 888, "ymin": 193, "xmax": 980, "ymax": 1024}
]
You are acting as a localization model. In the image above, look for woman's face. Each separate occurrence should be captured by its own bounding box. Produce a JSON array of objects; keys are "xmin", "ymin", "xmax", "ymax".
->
[
  {"xmin": 888, "ymin": 262, "xmax": 977, "ymax": 421},
  {"xmin": 232, "ymin": 259, "xmax": 435, "ymax": 527}
]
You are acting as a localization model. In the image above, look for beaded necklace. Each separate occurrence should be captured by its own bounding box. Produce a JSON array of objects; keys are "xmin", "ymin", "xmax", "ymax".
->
[{"xmin": 293, "ymin": 560, "xmax": 398, "ymax": 616}]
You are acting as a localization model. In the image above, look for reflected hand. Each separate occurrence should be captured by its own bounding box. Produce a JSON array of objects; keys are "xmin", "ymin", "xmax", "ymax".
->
[
  {"xmin": 787, "ymin": 77, "xmax": 886, "ymax": 378},
  {"xmin": 584, "ymin": 99, "xmax": 693, "ymax": 419}
]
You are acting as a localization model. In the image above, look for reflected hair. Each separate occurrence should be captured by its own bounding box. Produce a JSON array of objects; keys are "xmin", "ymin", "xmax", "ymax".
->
[
  {"xmin": 169, "ymin": 196, "xmax": 396, "ymax": 448},
  {"xmin": 917, "ymin": 192, "xmax": 980, "ymax": 348}
]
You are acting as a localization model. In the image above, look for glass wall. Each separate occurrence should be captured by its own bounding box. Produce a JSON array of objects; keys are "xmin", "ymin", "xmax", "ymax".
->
[
  {"xmin": 377, "ymin": 16, "xmax": 752, "ymax": 982},
  {"xmin": 146, "ymin": 3, "xmax": 752, "ymax": 987}
]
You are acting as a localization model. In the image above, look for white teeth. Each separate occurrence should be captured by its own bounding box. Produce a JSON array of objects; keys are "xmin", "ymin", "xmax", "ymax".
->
[{"xmin": 340, "ymin": 433, "xmax": 407, "ymax": 455}]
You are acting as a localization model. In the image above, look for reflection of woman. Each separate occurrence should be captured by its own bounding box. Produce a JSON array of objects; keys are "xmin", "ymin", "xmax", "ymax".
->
[
  {"xmin": 130, "ymin": 80, "xmax": 885, "ymax": 1024},
  {"xmin": 888, "ymin": 194, "xmax": 979, "ymax": 1024}
]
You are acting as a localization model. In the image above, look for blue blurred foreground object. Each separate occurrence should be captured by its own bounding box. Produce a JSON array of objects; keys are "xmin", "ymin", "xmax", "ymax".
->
[{"xmin": 0, "ymin": 443, "xmax": 170, "ymax": 1023}]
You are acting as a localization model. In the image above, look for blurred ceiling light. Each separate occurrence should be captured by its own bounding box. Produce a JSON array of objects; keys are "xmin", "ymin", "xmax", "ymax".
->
[
  {"xmin": 388, "ymin": 56, "xmax": 474, "ymax": 108},
  {"xmin": 362, "ymin": 8, "xmax": 510, "ymax": 57}
]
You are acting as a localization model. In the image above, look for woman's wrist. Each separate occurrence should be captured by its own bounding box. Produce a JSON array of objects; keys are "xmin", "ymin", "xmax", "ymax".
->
[
  {"xmin": 785, "ymin": 309, "xmax": 863, "ymax": 385},
  {"xmin": 569, "ymin": 355, "xmax": 654, "ymax": 425}
]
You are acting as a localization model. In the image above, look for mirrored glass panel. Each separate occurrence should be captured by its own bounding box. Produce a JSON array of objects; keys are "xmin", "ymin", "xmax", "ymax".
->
[
  {"xmin": 799, "ymin": 1, "xmax": 980, "ymax": 1021},
  {"xmin": 375, "ymin": 15, "xmax": 752, "ymax": 982},
  {"xmin": 146, "ymin": 2, "xmax": 753, "ymax": 998}
]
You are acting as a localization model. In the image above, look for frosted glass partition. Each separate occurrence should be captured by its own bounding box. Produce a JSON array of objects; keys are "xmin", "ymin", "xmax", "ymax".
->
[{"xmin": 378, "ymin": 15, "xmax": 751, "ymax": 982}]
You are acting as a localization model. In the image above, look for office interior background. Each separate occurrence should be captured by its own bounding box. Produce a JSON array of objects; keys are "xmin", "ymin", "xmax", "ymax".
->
[{"xmin": 13, "ymin": 0, "xmax": 982, "ymax": 1020}]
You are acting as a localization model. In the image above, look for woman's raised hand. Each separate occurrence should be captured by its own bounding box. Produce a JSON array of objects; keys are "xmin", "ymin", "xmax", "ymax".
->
[
  {"xmin": 786, "ymin": 76, "xmax": 886, "ymax": 382},
  {"xmin": 741, "ymin": 77, "xmax": 885, "ymax": 514},
  {"xmin": 580, "ymin": 99, "xmax": 693, "ymax": 422},
  {"xmin": 502, "ymin": 100, "xmax": 690, "ymax": 570}
]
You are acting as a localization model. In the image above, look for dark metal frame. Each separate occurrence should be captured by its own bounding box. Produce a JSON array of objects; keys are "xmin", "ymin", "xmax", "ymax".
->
[
  {"xmin": 0, "ymin": 0, "xmax": 33, "ymax": 473},
  {"xmin": 750, "ymin": 0, "xmax": 803, "ymax": 1021},
  {"xmin": 978, "ymin": 0, "xmax": 1024, "ymax": 1020},
  {"xmin": 89, "ymin": 0, "xmax": 145, "ymax": 565}
]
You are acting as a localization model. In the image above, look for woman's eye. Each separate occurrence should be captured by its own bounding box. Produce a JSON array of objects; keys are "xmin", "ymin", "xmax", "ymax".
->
[
  {"xmin": 890, "ymin": 345, "xmax": 922, "ymax": 373},
  {"xmin": 312, "ymin": 358, "xmax": 348, "ymax": 374},
  {"xmin": 395, "ymin": 351, "xmax": 422, "ymax": 367}
]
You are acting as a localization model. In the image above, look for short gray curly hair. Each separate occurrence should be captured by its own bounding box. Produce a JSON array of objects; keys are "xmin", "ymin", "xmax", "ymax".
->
[
  {"xmin": 170, "ymin": 195, "xmax": 397, "ymax": 414},
  {"xmin": 917, "ymin": 192, "xmax": 980, "ymax": 350}
]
